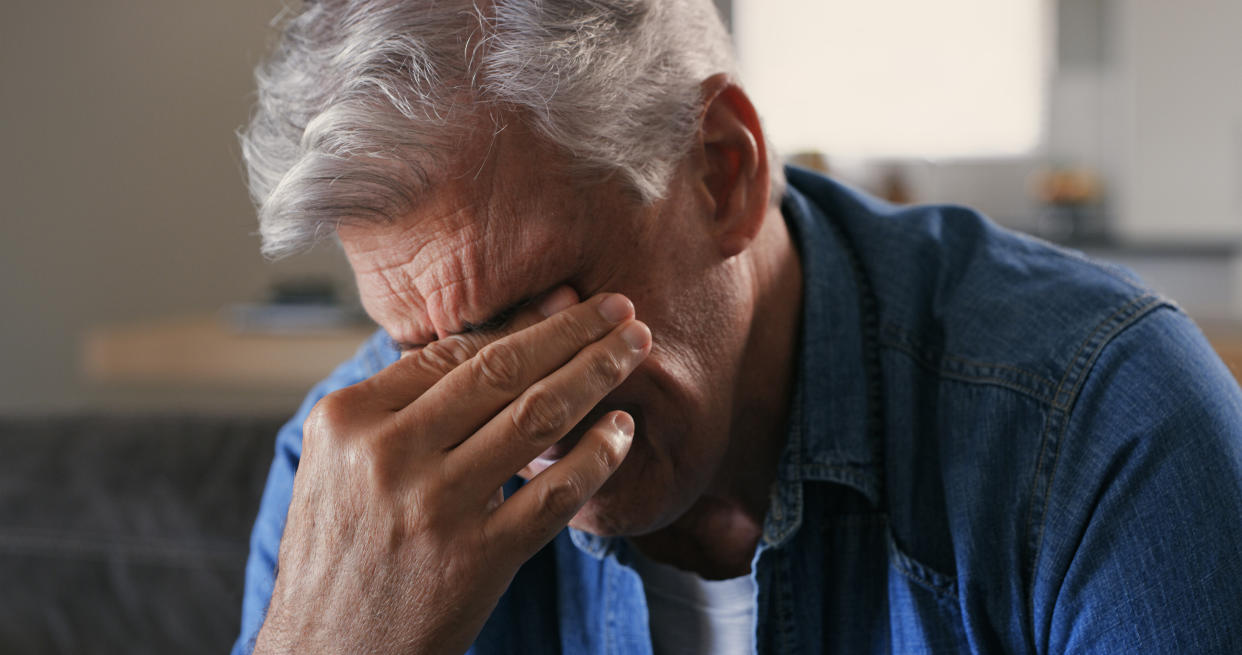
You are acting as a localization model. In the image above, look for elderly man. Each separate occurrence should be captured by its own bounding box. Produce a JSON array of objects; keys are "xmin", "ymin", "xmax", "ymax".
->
[{"xmin": 233, "ymin": 1, "xmax": 1242, "ymax": 653}]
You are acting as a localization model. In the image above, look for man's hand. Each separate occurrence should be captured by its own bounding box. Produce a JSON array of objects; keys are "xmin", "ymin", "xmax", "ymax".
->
[{"xmin": 253, "ymin": 288, "xmax": 651, "ymax": 654}]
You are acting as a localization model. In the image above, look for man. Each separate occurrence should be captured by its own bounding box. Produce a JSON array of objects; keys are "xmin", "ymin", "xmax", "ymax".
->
[{"xmin": 233, "ymin": 1, "xmax": 1242, "ymax": 653}]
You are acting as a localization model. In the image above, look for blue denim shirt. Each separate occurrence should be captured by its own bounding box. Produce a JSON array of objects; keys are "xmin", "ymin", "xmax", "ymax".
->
[{"xmin": 235, "ymin": 167, "xmax": 1242, "ymax": 654}]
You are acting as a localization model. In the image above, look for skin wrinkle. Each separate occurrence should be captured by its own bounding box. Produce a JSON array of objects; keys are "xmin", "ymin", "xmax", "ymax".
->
[
  {"xmin": 423, "ymin": 207, "xmax": 566, "ymax": 338},
  {"xmin": 355, "ymin": 118, "xmax": 586, "ymax": 344},
  {"xmin": 255, "ymin": 74, "xmax": 799, "ymax": 651},
  {"xmin": 348, "ymin": 187, "xmax": 494, "ymax": 343},
  {"xmin": 329, "ymin": 78, "xmax": 797, "ymax": 584},
  {"xmin": 356, "ymin": 260, "xmax": 432, "ymax": 346},
  {"xmin": 417, "ymin": 226, "xmax": 484, "ymax": 337},
  {"xmin": 425, "ymin": 151, "xmax": 507, "ymax": 337},
  {"xmin": 242, "ymin": 3, "xmax": 831, "ymax": 646},
  {"xmin": 346, "ymin": 138, "xmax": 711, "ymax": 535}
]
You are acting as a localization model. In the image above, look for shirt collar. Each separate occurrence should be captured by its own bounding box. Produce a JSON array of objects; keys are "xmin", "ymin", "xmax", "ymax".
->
[
  {"xmin": 358, "ymin": 164, "xmax": 888, "ymax": 560},
  {"xmin": 569, "ymin": 169, "xmax": 884, "ymax": 558},
  {"xmin": 761, "ymin": 168, "xmax": 884, "ymax": 546}
]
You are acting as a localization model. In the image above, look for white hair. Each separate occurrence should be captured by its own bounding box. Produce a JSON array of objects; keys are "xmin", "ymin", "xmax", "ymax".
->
[{"xmin": 242, "ymin": 0, "xmax": 785, "ymax": 258}]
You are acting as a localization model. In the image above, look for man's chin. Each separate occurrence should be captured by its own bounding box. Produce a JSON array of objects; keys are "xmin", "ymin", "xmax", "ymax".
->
[{"xmin": 564, "ymin": 480, "xmax": 676, "ymax": 538}]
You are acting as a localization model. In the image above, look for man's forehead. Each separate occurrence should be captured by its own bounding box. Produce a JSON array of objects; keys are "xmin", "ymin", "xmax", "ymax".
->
[
  {"xmin": 340, "ymin": 196, "xmax": 584, "ymax": 345},
  {"xmin": 337, "ymin": 122, "xmax": 635, "ymax": 343}
]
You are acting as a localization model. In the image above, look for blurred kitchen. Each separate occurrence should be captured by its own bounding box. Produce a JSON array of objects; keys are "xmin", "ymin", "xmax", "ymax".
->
[
  {"xmin": 2, "ymin": 0, "xmax": 1240, "ymax": 417},
  {"xmin": 1, "ymin": 1, "xmax": 1238, "ymax": 652},
  {"xmin": 729, "ymin": 0, "xmax": 1242, "ymax": 379}
]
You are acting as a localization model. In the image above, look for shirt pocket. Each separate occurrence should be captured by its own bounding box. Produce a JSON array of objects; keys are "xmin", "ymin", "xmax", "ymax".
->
[{"xmin": 886, "ymin": 530, "xmax": 969, "ymax": 654}]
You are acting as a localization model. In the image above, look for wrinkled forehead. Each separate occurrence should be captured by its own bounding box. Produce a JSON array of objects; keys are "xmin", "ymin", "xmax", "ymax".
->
[
  {"xmin": 336, "ymin": 125, "xmax": 624, "ymax": 345},
  {"xmin": 340, "ymin": 191, "xmax": 583, "ymax": 341}
]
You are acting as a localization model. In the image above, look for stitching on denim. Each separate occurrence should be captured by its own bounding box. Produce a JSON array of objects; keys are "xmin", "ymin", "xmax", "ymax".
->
[
  {"xmin": 764, "ymin": 478, "xmax": 806, "ymax": 546},
  {"xmin": 1020, "ymin": 293, "xmax": 1169, "ymax": 650},
  {"xmin": 799, "ymin": 462, "xmax": 882, "ymax": 507},
  {"xmin": 1023, "ymin": 293, "xmax": 1159, "ymax": 561},
  {"xmin": 880, "ymin": 339, "xmax": 1058, "ymax": 404},
  {"xmin": 886, "ymin": 528, "xmax": 960, "ymax": 600},
  {"xmin": 938, "ymin": 358, "xmax": 1056, "ymax": 401},
  {"xmin": 816, "ymin": 195, "xmax": 888, "ymax": 508},
  {"xmin": 774, "ymin": 549, "xmax": 800, "ymax": 652},
  {"xmin": 879, "ymin": 323, "xmax": 1059, "ymax": 403},
  {"xmin": 763, "ymin": 413, "xmax": 804, "ymax": 545},
  {"xmin": 890, "ymin": 555, "xmax": 960, "ymax": 602},
  {"xmin": 603, "ymin": 559, "xmax": 616, "ymax": 655},
  {"xmin": 1021, "ymin": 294, "xmax": 1152, "ymax": 630}
]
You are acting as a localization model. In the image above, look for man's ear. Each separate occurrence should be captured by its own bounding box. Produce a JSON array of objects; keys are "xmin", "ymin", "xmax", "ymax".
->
[{"xmin": 695, "ymin": 73, "xmax": 771, "ymax": 259}]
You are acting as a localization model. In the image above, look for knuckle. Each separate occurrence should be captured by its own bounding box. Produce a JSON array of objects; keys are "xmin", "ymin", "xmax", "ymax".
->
[
  {"xmin": 510, "ymin": 385, "xmax": 570, "ymax": 443},
  {"xmin": 475, "ymin": 340, "xmax": 524, "ymax": 392},
  {"xmin": 593, "ymin": 436, "xmax": 623, "ymax": 472},
  {"xmin": 416, "ymin": 336, "xmax": 473, "ymax": 376},
  {"xmin": 548, "ymin": 312, "xmax": 594, "ymax": 346},
  {"xmin": 587, "ymin": 349, "xmax": 627, "ymax": 387},
  {"xmin": 536, "ymin": 474, "xmax": 584, "ymax": 520},
  {"xmin": 305, "ymin": 390, "xmax": 353, "ymax": 436},
  {"xmin": 302, "ymin": 387, "xmax": 376, "ymax": 461}
]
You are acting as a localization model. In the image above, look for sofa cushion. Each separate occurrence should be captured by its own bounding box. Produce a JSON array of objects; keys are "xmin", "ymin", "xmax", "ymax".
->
[{"xmin": 0, "ymin": 413, "xmax": 285, "ymax": 655}]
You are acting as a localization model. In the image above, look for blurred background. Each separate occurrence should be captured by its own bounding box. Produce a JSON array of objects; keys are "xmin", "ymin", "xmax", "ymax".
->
[
  {"xmin": 1, "ymin": 0, "xmax": 362, "ymax": 416},
  {"xmin": 2, "ymin": 0, "xmax": 1240, "ymax": 417},
  {"xmin": 0, "ymin": 1, "xmax": 1238, "ymax": 651}
]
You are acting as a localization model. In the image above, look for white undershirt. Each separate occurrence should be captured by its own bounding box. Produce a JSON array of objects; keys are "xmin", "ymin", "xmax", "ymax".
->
[{"xmin": 628, "ymin": 547, "xmax": 758, "ymax": 655}]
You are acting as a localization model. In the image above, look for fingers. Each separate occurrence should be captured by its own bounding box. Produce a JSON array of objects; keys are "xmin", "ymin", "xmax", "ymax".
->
[
  {"xmin": 407, "ymin": 293, "xmax": 646, "ymax": 452},
  {"xmin": 488, "ymin": 411, "xmax": 634, "ymax": 558},
  {"xmin": 534, "ymin": 286, "xmax": 579, "ymax": 319},
  {"xmin": 361, "ymin": 286, "xmax": 580, "ymax": 411},
  {"xmin": 443, "ymin": 316, "xmax": 650, "ymax": 493}
]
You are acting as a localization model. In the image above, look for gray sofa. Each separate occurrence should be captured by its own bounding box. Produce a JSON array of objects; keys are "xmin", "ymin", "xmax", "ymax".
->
[{"xmin": 0, "ymin": 414, "xmax": 286, "ymax": 654}]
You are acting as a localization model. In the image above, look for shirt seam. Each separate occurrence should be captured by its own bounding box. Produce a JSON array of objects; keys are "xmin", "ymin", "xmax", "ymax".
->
[
  {"xmin": 877, "ymin": 326, "xmax": 1059, "ymax": 405},
  {"xmin": 1020, "ymin": 292, "xmax": 1172, "ymax": 651},
  {"xmin": 887, "ymin": 530, "xmax": 960, "ymax": 601}
]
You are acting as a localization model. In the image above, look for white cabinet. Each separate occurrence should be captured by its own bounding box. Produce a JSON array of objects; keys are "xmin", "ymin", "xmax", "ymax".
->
[{"xmin": 1114, "ymin": 0, "xmax": 1242, "ymax": 240}]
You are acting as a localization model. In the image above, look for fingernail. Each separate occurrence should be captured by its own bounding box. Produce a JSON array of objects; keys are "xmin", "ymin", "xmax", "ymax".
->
[
  {"xmin": 597, "ymin": 294, "xmax": 632, "ymax": 323},
  {"xmin": 538, "ymin": 287, "xmax": 577, "ymax": 317},
  {"xmin": 611, "ymin": 412, "xmax": 634, "ymax": 438},
  {"xmin": 619, "ymin": 321, "xmax": 650, "ymax": 351}
]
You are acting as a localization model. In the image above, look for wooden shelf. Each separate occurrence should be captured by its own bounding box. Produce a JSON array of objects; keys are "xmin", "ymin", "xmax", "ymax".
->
[
  {"xmin": 83, "ymin": 316, "xmax": 378, "ymax": 390},
  {"xmin": 83, "ymin": 315, "xmax": 1242, "ymax": 394},
  {"xmin": 1199, "ymin": 322, "xmax": 1242, "ymax": 386}
]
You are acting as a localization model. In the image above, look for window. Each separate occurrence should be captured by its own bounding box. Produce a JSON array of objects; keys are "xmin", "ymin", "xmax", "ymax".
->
[{"xmin": 733, "ymin": 0, "xmax": 1050, "ymax": 159}]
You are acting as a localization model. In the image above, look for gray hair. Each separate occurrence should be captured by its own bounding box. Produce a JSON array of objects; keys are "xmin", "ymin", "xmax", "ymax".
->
[{"xmin": 242, "ymin": 0, "xmax": 785, "ymax": 258}]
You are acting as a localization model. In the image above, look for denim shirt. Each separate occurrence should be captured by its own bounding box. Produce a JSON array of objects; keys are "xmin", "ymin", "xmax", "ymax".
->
[{"xmin": 235, "ymin": 167, "xmax": 1242, "ymax": 654}]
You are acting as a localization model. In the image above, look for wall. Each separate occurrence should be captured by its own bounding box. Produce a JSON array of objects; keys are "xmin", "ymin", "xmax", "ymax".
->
[
  {"xmin": 1114, "ymin": 0, "xmax": 1242, "ymax": 241},
  {"xmin": 0, "ymin": 1, "xmax": 355, "ymax": 414},
  {"xmin": 3, "ymin": 0, "xmax": 1236, "ymax": 413},
  {"xmin": 0, "ymin": 0, "xmax": 732, "ymax": 415}
]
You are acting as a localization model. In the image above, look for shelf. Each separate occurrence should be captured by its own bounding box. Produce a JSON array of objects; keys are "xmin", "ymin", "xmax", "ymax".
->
[
  {"xmin": 82, "ymin": 315, "xmax": 1242, "ymax": 396},
  {"xmin": 1199, "ymin": 322, "xmax": 1242, "ymax": 386},
  {"xmin": 83, "ymin": 316, "xmax": 378, "ymax": 390}
]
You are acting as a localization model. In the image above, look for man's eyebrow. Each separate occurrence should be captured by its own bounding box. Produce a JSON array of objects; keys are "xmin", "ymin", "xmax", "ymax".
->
[
  {"xmin": 394, "ymin": 296, "xmax": 537, "ymax": 351},
  {"xmin": 457, "ymin": 296, "xmax": 535, "ymax": 335}
]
